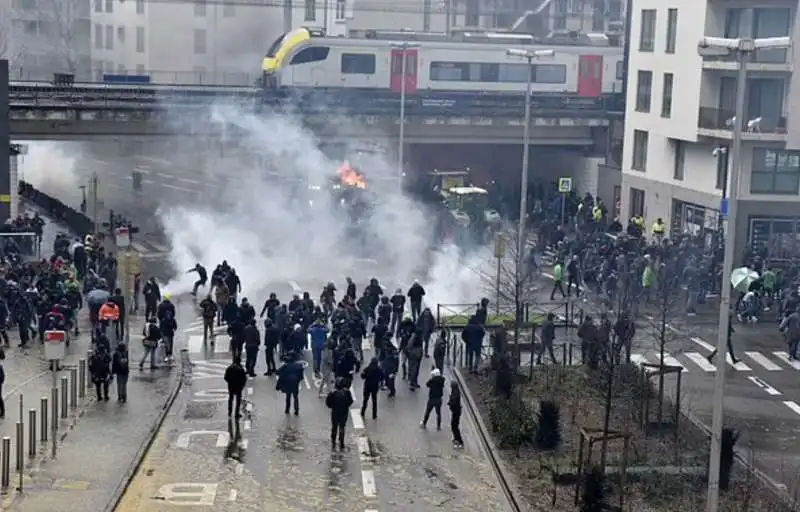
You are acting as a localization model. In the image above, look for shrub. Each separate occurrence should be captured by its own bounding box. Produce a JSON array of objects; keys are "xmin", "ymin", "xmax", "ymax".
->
[
  {"xmin": 494, "ymin": 354, "xmax": 514, "ymax": 399},
  {"xmin": 535, "ymin": 400, "xmax": 562, "ymax": 451},
  {"xmin": 488, "ymin": 395, "xmax": 536, "ymax": 449},
  {"xmin": 581, "ymin": 465, "xmax": 606, "ymax": 512},
  {"xmin": 719, "ymin": 427, "xmax": 739, "ymax": 491}
]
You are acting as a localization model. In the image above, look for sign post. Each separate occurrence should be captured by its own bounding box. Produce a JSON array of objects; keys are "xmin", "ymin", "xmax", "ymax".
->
[
  {"xmin": 44, "ymin": 330, "xmax": 65, "ymax": 459},
  {"xmin": 558, "ymin": 177, "xmax": 572, "ymax": 226},
  {"xmin": 493, "ymin": 233, "xmax": 507, "ymax": 315}
]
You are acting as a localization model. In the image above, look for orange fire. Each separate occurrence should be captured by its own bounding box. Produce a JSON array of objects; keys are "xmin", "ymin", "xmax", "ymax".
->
[{"xmin": 338, "ymin": 161, "xmax": 367, "ymax": 189}]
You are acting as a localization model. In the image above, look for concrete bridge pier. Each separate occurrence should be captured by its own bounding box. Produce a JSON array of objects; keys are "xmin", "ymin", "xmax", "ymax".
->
[{"xmin": 0, "ymin": 60, "xmax": 11, "ymax": 224}]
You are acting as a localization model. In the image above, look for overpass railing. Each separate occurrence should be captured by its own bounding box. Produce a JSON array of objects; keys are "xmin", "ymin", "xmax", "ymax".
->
[{"xmin": 10, "ymin": 67, "xmax": 260, "ymax": 87}]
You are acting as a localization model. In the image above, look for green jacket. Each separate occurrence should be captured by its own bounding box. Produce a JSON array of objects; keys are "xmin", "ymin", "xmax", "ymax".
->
[{"xmin": 553, "ymin": 263, "xmax": 564, "ymax": 281}]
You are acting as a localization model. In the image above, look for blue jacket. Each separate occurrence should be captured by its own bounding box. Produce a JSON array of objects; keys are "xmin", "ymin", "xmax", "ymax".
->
[{"xmin": 309, "ymin": 324, "xmax": 328, "ymax": 350}]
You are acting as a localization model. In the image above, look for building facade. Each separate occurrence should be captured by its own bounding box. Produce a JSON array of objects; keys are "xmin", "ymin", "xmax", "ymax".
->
[
  {"xmin": 3, "ymin": 0, "xmax": 92, "ymax": 80},
  {"xmin": 621, "ymin": 0, "xmax": 800, "ymax": 261}
]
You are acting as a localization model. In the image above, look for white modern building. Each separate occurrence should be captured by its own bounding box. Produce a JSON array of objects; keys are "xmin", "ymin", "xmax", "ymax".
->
[{"xmin": 621, "ymin": 0, "xmax": 800, "ymax": 261}]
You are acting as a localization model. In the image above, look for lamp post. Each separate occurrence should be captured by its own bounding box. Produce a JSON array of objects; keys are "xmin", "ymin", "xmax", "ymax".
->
[
  {"xmin": 697, "ymin": 35, "xmax": 791, "ymax": 512},
  {"xmin": 390, "ymin": 43, "xmax": 419, "ymax": 190},
  {"xmin": 505, "ymin": 48, "xmax": 555, "ymax": 283}
]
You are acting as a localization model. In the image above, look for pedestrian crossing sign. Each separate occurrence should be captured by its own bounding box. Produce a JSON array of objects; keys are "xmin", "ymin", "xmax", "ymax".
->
[{"xmin": 558, "ymin": 177, "xmax": 572, "ymax": 193}]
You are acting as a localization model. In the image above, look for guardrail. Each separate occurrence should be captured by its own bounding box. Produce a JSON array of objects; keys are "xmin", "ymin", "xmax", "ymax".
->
[{"xmin": 10, "ymin": 68, "xmax": 260, "ymax": 87}]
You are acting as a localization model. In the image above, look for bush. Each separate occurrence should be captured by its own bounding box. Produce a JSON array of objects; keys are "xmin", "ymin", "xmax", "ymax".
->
[
  {"xmin": 494, "ymin": 354, "xmax": 514, "ymax": 399},
  {"xmin": 535, "ymin": 400, "xmax": 562, "ymax": 451},
  {"xmin": 581, "ymin": 465, "xmax": 606, "ymax": 512},
  {"xmin": 719, "ymin": 427, "xmax": 739, "ymax": 491},
  {"xmin": 488, "ymin": 395, "xmax": 536, "ymax": 449}
]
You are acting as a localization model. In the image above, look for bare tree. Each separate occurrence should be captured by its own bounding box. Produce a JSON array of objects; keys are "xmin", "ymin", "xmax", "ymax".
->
[
  {"xmin": 38, "ymin": 0, "xmax": 88, "ymax": 74},
  {"xmin": 0, "ymin": 4, "xmax": 28, "ymax": 66}
]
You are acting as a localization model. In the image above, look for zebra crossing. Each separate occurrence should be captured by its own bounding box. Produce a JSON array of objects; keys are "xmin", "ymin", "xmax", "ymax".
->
[{"xmin": 129, "ymin": 237, "xmax": 171, "ymax": 260}]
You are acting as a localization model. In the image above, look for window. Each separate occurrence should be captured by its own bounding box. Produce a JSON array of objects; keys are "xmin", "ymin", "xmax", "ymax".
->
[
  {"xmin": 290, "ymin": 46, "xmax": 330, "ymax": 65},
  {"xmin": 608, "ymin": 0, "xmax": 621, "ymax": 21},
  {"xmin": 23, "ymin": 21, "xmax": 37, "ymax": 35},
  {"xmin": 635, "ymin": 70, "xmax": 652, "ymax": 112},
  {"xmin": 117, "ymin": 26, "xmax": 125, "ymax": 43},
  {"xmin": 750, "ymin": 148, "xmax": 800, "ymax": 194},
  {"xmin": 724, "ymin": 8, "xmax": 742, "ymax": 38},
  {"xmin": 105, "ymin": 25, "xmax": 113, "ymax": 50},
  {"xmin": 94, "ymin": 0, "xmax": 102, "ymax": 12},
  {"xmin": 194, "ymin": 0, "xmax": 206, "ymax": 16},
  {"xmin": 341, "ymin": 53, "xmax": 376, "ymax": 74},
  {"xmin": 629, "ymin": 187, "xmax": 645, "ymax": 218},
  {"xmin": 194, "ymin": 29, "xmax": 207, "ymax": 54},
  {"xmin": 631, "ymin": 130, "xmax": 648, "ymax": 171},
  {"xmin": 592, "ymin": 0, "xmax": 605, "ymax": 31},
  {"xmin": 719, "ymin": 77, "xmax": 785, "ymax": 128},
  {"xmin": 136, "ymin": 26, "xmax": 144, "ymax": 53},
  {"xmin": 429, "ymin": 61, "xmax": 566, "ymax": 83},
  {"xmin": 136, "ymin": 64, "xmax": 145, "ymax": 74},
  {"xmin": 223, "ymin": 0, "xmax": 234, "ymax": 16},
  {"xmin": 615, "ymin": 60, "xmax": 624, "ymax": 80},
  {"xmin": 94, "ymin": 23, "xmax": 103, "ymax": 49},
  {"xmin": 465, "ymin": 0, "xmax": 479, "ymax": 26},
  {"xmin": 666, "ymin": 8, "xmax": 677, "ymax": 53},
  {"xmin": 753, "ymin": 8, "xmax": 790, "ymax": 62},
  {"xmin": 335, "ymin": 0, "xmax": 346, "ymax": 19},
  {"xmin": 105, "ymin": 0, "xmax": 112, "ymax": 13},
  {"xmin": 672, "ymin": 139, "xmax": 685, "ymax": 180},
  {"xmin": 639, "ymin": 9, "xmax": 656, "ymax": 51},
  {"xmin": 304, "ymin": 0, "xmax": 315, "ymax": 21},
  {"xmin": 661, "ymin": 72, "xmax": 673, "ymax": 118},
  {"xmin": 136, "ymin": 0, "xmax": 144, "ymax": 14}
]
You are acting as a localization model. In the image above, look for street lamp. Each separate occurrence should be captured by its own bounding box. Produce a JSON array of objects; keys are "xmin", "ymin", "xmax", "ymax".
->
[
  {"xmin": 390, "ymin": 42, "xmax": 420, "ymax": 189},
  {"xmin": 697, "ymin": 35, "xmax": 791, "ymax": 512},
  {"xmin": 505, "ymin": 48, "xmax": 555, "ymax": 283}
]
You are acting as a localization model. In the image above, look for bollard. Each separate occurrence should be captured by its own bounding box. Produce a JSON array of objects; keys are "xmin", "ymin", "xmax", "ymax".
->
[
  {"xmin": 1, "ymin": 437, "xmax": 9, "ymax": 489},
  {"xmin": 60, "ymin": 377, "xmax": 68, "ymax": 419},
  {"xmin": 69, "ymin": 368, "xmax": 78, "ymax": 408},
  {"xmin": 78, "ymin": 359, "xmax": 87, "ymax": 398},
  {"xmin": 17, "ymin": 395, "xmax": 22, "ymax": 423},
  {"xmin": 40, "ymin": 397, "xmax": 48, "ymax": 443},
  {"xmin": 50, "ymin": 388, "xmax": 57, "ymax": 430},
  {"xmin": 27, "ymin": 410, "xmax": 36, "ymax": 458},
  {"xmin": 14, "ymin": 423, "xmax": 23, "ymax": 472}
]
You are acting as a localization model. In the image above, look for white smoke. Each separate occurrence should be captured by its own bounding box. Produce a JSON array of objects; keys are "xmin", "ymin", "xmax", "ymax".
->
[
  {"xmin": 157, "ymin": 104, "xmax": 482, "ymax": 304},
  {"xmin": 19, "ymin": 142, "xmax": 83, "ymax": 208}
]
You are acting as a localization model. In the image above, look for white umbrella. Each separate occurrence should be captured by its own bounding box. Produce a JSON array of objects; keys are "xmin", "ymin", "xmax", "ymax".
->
[{"xmin": 731, "ymin": 267, "xmax": 759, "ymax": 292}]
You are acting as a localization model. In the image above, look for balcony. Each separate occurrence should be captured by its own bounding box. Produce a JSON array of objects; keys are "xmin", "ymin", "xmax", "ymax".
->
[
  {"xmin": 701, "ymin": 47, "xmax": 792, "ymax": 73},
  {"xmin": 697, "ymin": 107, "xmax": 788, "ymax": 142}
]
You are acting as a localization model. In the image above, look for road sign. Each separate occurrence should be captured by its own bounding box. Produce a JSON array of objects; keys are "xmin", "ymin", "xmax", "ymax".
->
[
  {"xmin": 720, "ymin": 198, "xmax": 729, "ymax": 218},
  {"xmin": 558, "ymin": 177, "xmax": 572, "ymax": 193},
  {"xmin": 44, "ymin": 331, "xmax": 67, "ymax": 361},
  {"xmin": 494, "ymin": 234, "xmax": 507, "ymax": 259},
  {"xmin": 116, "ymin": 227, "xmax": 130, "ymax": 248}
]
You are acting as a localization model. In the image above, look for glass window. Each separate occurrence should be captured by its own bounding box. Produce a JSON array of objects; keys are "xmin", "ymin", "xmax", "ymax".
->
[
  {"xmin": 592, "ymin": 0, "xmax": 605, "ymax": 31},
  {"xmin": 615, "ymin": 60, "xmax": 624, "ymax": 80},
  {"xmin": 335, "ymin": 0, "xmax": 346, "ymax": 19},
  {"xmin": 194, "ymin": 0, "xmax": 206, "ymax": 16},
  {"xmin": 430, "ymin": 62, "xmax": 465, "ymax": 81},
  {"xmin": 429, "ymin": 61, "xmax": 564, "ymax": 83},
  {"xmin": 632, "ymin": 130, "xmax": 648, "ymax": 171},
  {"xmin": 105, "ymin": 25, "xmax": 113, "ymax": 50},
  {"xmin": 635, "ymin": 70, "xmax": 652, "ymax": 112},
  {"xmin": 629, "ymin": 187, "xmax": 645, "ymax": 218},
  {"xmin": 117, "ymin": 26, "xmax": 125, "ymax": 43},
  {"xmin": 661, "ymin": 72, "xmax": 673, "ymax": 118},
  {"xmin": 304, "ymin": 0, "xmax": 315, "ymax": 21},
  {"xmin": 639, "ymin": 9, "xmax": 656, "ymax": 51},
  {"xmin": 105, "ymin": 0, "xmax": 112, "ymax": 13},
  {"xmin": 534, "ymin": 64, "xmax": 566, "ymax": 84},
  {"xmin": 753, "ymin": 8, "xmax": 790, "ymax": 62},
  {"xmin": 341, "ymin": 53, "xmax": 376, "ymax": 74},
  {"xmin": 673, "ymin": 139, "xmax": 685, "ymax": 180},
  {"xmin": 666, "ymin": 8, "xmax": 678, "ymax": 53},
  {"xmin": 136, "ymin": 0, "xmax": 144, "ymax": 13},
  {"xmin": 290, "ymin": 46, "xmax": 330, "ymax": 65},
  {"xmin": 194, "ymin": 29, "xmax": 207, "ymax": 54},
  {"xmin": 136, "ymin": 26, "xmax": 145, "ymax": 53},
  {"xmin": 751, "ymin": 148, "xmax": 800, "ymax": 194},
  {"xmin": 724, "ymin": 8, "xmax": 743, "ymax": 38},
  {"xmin": 94, "ymin": 0, "xmax": 102, "ymax": 12},
  {"xmin": 94, "ymin": 23, "xmax": 103, "ymax": 49}
]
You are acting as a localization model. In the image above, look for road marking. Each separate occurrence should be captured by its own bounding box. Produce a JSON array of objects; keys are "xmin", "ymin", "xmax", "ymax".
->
[
  {"xmin": 130, "ymin": 241, "xmax": 149, "ymax": 253},
  {"xmin": 243, "ymin": 420, "xmax": 251, "ymax": 431},
  {"xmin": 690, "ymin": 337, "xmax": 715, "ymax": 352},
  {"xmin": 186, "ymin": 335, "xmax": 230, "ymax": 355},
  {"xmin": 245, "ymin": 402, "xmax": 253, "ymax": 413},
  {"xmin": 784, "ymin": 400, "xmax": 800, "ymax": 416},
  {"xmin": 745, "ymin": 352, "xmax": 782, "ymax": 371},
  {"xmin": 361, "ymin": 470, "xmax": 377, "ymax": 497},
  {"xmin": 662, "ymin": 355, "xmax": 687, "ymax": 372},
  {"xmin": 228, "ymin": 489, "xmax": 238, "ymax": 501},
  {"xmin": 691, "ymin": 337, "xmax": 751, "ymax": 371},
  {"xmin": 149, "ymin": 240, "xmax": 169, "ymax": 253},
  {"xmin": 241, "ymin": 439, "xmax": 249, "ymax": 449},
  {"xmin": 747, "ymin": 376, "xmax": 782, "ymax": 396},
  {"xmin": 774, "ymin": 352, "xmax": 800, "ymax": 370},
  {"xmin": 289, "ymin": 280, "xmax": 302, "ymax": 293},
  {"xmin": 234, "ymin": 462, "xmax": 243, "ymax": 475},
  {"xmin": 684, "ymin": 352, "xmax": 716, "ymax": 372},
  {"xmin": 351, "ymin": 409, "xmax": 365, "ymax": 430},
  {"xmin": 247, "ymin": 387, "xmax": 253, "ymax": 396},
  {"xmin": 357, "ymin": 436, "xmax": 370, "ymax": 457}
]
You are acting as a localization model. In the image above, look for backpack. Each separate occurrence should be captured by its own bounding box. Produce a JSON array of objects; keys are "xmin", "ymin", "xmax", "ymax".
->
[{"xmin": 118, "ymin": 352, "xmax": 129, "ymax": 368}]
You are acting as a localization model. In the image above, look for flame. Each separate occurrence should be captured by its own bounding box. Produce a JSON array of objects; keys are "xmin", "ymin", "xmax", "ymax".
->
[{"xmin": 338, "ymin": 161, "xmax": 367, "ymax": 189}]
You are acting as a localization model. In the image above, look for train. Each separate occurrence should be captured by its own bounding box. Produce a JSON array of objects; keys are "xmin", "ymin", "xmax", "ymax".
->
[{"xmin": 260, "ymin": 28, "xmax": 624, "ymax": 106}]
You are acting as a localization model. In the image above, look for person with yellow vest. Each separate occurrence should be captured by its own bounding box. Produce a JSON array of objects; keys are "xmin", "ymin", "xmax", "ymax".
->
[
  {"xmin": 651, "ymin": 218, "xmax": 666, "ymax": 241},
  {"xmin": 592, "ymin": 204, "xmax": 603, "ymax": 223},
  {"xmin": 99, "ymin": 300, "xmax": 121, "ymax": 338}
]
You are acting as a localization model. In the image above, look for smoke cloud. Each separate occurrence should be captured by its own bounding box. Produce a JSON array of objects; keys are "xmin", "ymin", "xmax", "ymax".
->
[
  {"xmin": 19, "ymin": 142, "xmax": 83, "ymax": 208},
  {"xmin": 158, "ymin": 104, "xmax": 486, "ymax": 307}
]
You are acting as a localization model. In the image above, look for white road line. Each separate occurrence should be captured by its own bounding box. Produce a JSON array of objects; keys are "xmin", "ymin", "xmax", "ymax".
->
[
  {"xmin": 351, "ymin": 409, "xmax": 365, "ymax": 430},
  {"xmin": 288, "ymin": 280, "xmax": 302, "ymax": 293},
  {"xmin": 747, "ymin": 376, "xmax": 782, "ymax": 396},
  {"xmin": 691, "ymin": 337, "xmax": 715, "ymax": 352},
  {"xmin": 243, "ymin": 420, "xmax": 251, "ymax": 431},
  {"xmin": 149, "ymin": 240, "xmax": 169, "ymax": 253},
  {"xmin": 130, "ymin": 241, "xmax": 149, "ymax": 253},
  {"xmin": 774, "ymin": 352, "xmax": 800, "ymax": 370},
  {"xmin": 247, "ymin": 387, "xmax": 253, "ymax": 396},
  {"xmin": 361, "ymin": 470, "xmax": 377, "ymax": 498},
  {"xmin": 784, "ymin": 400, "xmax": 800, "ymax": 416},
  {"xmin": 662, "ymin": 355, "xmax": 687, "ymax": 372},
  {"xmin": 691, "ymin": 337, "xmax": 751, "ymax": 370},
  {"xmin": 745, "ymin": 352, "xmax": 782, "ymax": 371},
  {"xmin": 245, "ymin": 403, "xmax": 253, "ymax": 413},
  {"xmin": 234, "ymin": 462, "xmax": 244, "ymax": 475},
  {"xmin": 357, "ymin": 437, "xmax": 370, "ymax": 459},
  {"xmin": 685, "ymin": 352, "xmax": 716, "ymax": 372},
  {"xmin": 228, "ymin": 489, "xmax": 238, "ymax": 501}
]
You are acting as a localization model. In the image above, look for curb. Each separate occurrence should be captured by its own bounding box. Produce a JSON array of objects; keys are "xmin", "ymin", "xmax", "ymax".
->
[
  {"xmin": 451, "ymin": 365, "xmax": 527, "ymax": 511},
  {"xmin": 101, "ymin": 372, "xmax": 184, "ymax": 512}
]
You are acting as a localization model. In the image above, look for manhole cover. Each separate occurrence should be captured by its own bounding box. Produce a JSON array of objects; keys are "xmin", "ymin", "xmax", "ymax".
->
[{"xmin": 184, "ymin": 401, "xmax": 217, "ymax": 419}]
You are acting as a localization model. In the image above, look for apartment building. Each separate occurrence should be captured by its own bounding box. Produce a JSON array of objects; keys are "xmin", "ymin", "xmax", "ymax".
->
[
  {"xmin": 621, "ymin": 0, "xmax": 800, "ymax": 261},
  {"xmin": 2, "ymin": 0, "xmax": 92, "ymax": 80},
  {"xmin": 91, "ymin": 0, "xmax": 279, "ymax": 84}
]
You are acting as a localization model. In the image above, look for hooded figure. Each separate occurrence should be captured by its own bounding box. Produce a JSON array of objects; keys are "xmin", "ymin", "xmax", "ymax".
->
[{"xmin": 421, "ymin": 368, "xmax": 446, "ymax": 430}]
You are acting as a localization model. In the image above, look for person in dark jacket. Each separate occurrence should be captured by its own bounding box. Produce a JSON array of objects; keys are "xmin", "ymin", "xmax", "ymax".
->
[
  {"xmin": 199, "ymin": 295, "xmax": 217, "ymax": 343},
  {"xmin": 276, "ymin": 352, "xmax": 304, "ymax": 415},
  {"xmin": 141, "ymin": 318, "xmax": 161, "ymax": 371},
  {"xmin": 359, "ymin": 357, "xmax": 384, "ymax": 420},
  {"xmin": 406, "ymin": 281, "xmax": 425, "ymax": 322},
  {"xmin": 537, "ymin": 313, "xmax": 558, "ymax": 365},
  {"xmin": 421, "ymin": 368, "xmax": 446, "ymax": 430},
  {"xmin": 379, "ymin": 342, "xmax": 398, "ymax": 398},
  {"xmin": 326, "ymin": 378, "xmax": 354, "ymax": 451},
  {"xmin": 224, "ymin": 356, "xmax": 248, "ymax": 418},
  {"xmin": 433, "ymin": 331, "xmax": 447, "ymax": 370},
  {"xmin": 335, "ymin": 342, "xmax": 360, "ymax": 389},
  {"xmin": 112, "ymin": 342, "xmax": 130, "ymax": 403},
  {"xmin": 110, "ymin": 288, "xmax": 126, "ymax": 341},
  {"xmin": 263, "ymin": 318, "xmax": 280, "ymax": 375},
  {"xmin": 0, "ymin": 353, "xmax": 5, "ymax": 418},
  {"xmin": 243, "ymin": 320, "xmax": 260, "ymax": 377},
  {"xmin": 90, "ymin": 347, "xmax": 112, "ymax": 401},
  {"xmin": 461, "ymin": 316, "xmax": 485, "ymax": 373},
  {"xmin": 448, "ymin": 381, "xmax": 463, "ymax": 447}
]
